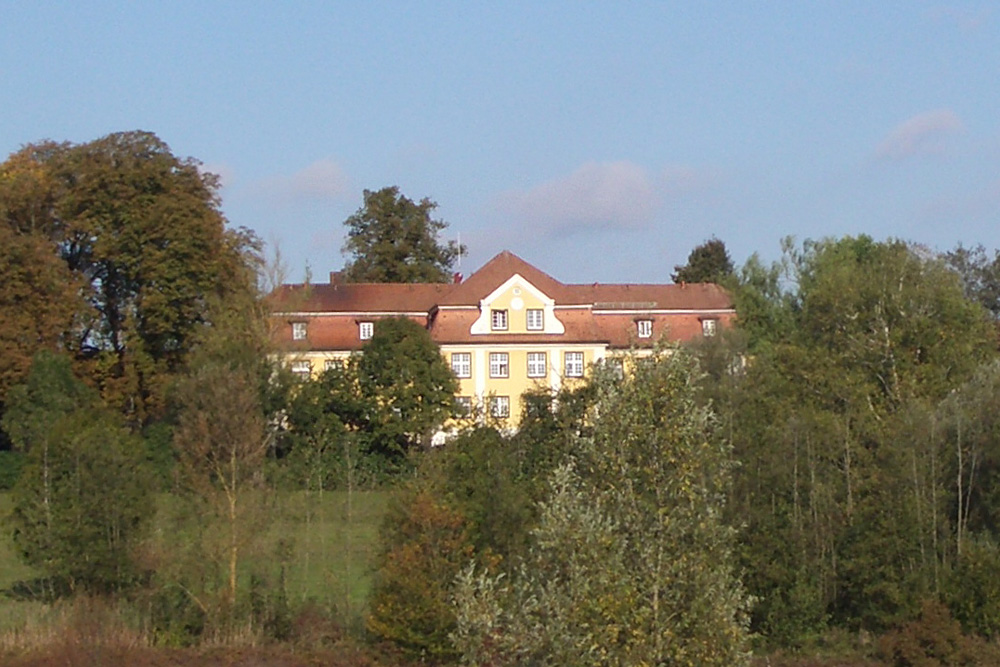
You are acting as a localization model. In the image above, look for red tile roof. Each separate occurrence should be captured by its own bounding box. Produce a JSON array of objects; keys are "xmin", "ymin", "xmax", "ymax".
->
[
  {"xmin": 269, "ymin": 282, "xmax": 452, "ymax": 313},
  {"xmin": 269, "ymin": 251, "xmax": 735, "ymax": 349}
]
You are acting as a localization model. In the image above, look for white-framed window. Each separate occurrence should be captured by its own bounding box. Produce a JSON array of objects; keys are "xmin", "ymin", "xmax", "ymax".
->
[
  {"xmin": 609, "ymin": 358, "xmax": 625, "ymax": 380},
  {"xmin": 456, "ymin": 396, "xmax": 473, "ymax": 416},
  {"xmin": 324, "ymin": 359, "xmax": 344, "ymax": 372},
  {"xmin": 291, "ymin": 360, "xmax": 312, "ymax": 381},
  {"xmin": 637, "ymin": 319, "xmax": 653, "ymax": 338},
  {"xmin": 565, "ymin": 351, "xmax": 584, "ymax": 378},
  {"xmin": 292, "ymin": 322, "xmax": 307, "ymax": 340},
  {"xmin": 359, "ymin": 321, "xmax": 374, "ymax": 340},
  {"xmin": 489, "ymin": 352, "xmax": 509, "ymax": 378},
  {"xmin": 451, "ymin": 352, "xmax": 472, "ymax": 378},
  {"xmin": 491, "ymin": 309, "xmax": 508, "ymax": 331},
  {"xmin": 526, "ymin": 308, "xmax": 544, "ymax": 331},
  {"xmin": 702, "ymin": 318, "xmax": 718, "ymax": 337},
  {"xmin": 490, "ymin": 395, "xmax": 510, "ymax": 419},
  {"xmin": 527, "ymin": 351, "xmax": 547, "ymax": 378}
]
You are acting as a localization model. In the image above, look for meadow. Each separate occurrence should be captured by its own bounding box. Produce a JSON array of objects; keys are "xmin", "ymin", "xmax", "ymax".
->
[{"xmin": 0, "ymin": 490, "xmax": 390, "ymax": 639}]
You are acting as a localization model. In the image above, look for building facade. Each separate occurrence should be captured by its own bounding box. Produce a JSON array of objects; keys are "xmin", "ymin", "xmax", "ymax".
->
[{"xmin": 270, "ymin": 251, "xmax": 736, "ymax": 424}]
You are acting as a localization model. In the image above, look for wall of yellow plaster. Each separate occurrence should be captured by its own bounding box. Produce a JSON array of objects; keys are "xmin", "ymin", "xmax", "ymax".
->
[
  {"xmin": 487, "ymin": 284, "xmax": 548, "ymax": 334},
  {"xmin": 441, "ymin": 344, "xmax": 603, "ymax": 425}
]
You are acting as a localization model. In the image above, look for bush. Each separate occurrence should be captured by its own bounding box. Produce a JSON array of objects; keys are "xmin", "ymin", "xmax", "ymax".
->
[
  {"xmin": 876, "ymin": 599, "xmax": 1000, "ymax": 666},
  {"xmin": 367, "ymin": 485, "xmax": 473, "ymax": 661},
  {"xmin": 0, "ymin": 450, "xmax": 24, "ymax": 489}
]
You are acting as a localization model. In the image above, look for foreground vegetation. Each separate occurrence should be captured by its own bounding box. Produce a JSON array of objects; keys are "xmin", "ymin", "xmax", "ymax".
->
[{"xmin": 6, "ymin": 132, "xmax": 1000, "ymax": 664}]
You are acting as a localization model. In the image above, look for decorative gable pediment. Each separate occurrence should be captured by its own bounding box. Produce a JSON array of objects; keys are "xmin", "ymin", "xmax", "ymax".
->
[{"xmin": 469, "ymin": 273, "xmax": 566, "ymax": 335}]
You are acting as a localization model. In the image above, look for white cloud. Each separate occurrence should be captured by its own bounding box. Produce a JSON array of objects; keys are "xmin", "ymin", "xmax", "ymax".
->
[
  {"xmin": 875, "ymin": 109, "xmax": 964, "ymax": 160},
  {"xmin": 257, "ymin": 159, "xmax": 351, "ymax": 203},
  {"xmin": 497, "ymin": 161, "xmax": 659, "ymax": 235}
]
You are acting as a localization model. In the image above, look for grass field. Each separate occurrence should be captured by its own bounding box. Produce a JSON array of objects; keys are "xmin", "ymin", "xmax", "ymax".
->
[
  {"xmin": 0, "ymin": 489, "xmax": 390, "ymax": 635},
  {"xmin": 267, "ymin": 489, "xmax": 389, "ymax": 621}
]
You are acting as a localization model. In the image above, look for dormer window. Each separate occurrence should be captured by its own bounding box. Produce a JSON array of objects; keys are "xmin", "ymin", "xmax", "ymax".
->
[
  {"xmin": 292, "ymin": 322, "xmax": 307, "ymax": 340},
  {"xmin": 637, "ymin": 319, "xmax": 653, "ymax": 338},
  {"xmin": 491, "ymin": 309, "xmax": 508, "ymax": 331},
  {"xmin": 359, "ymin": 321, "xmax": 374, "ymax": 340},
  {"xmin": 702, "ymin": 319, "xmax": 717, "ymax": 337},
  {"xmin": 526, "ymin": 308, "xmax": 544, "ymax": 330}
]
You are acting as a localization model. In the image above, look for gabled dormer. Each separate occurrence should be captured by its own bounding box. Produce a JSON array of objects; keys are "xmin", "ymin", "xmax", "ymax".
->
[{"xmin": 469, "ymin": 273, "xmax": 566, "ymax": 335}]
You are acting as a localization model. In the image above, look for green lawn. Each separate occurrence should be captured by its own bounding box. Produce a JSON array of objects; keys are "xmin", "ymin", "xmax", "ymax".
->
[
  {"xmin": 0, "ymin": 493, "xmax": 47, "ymax": 634},
  {"xmin": 268, "ymin": 489, "xmax": 389, "ymax": 620},
  {"xmin": 0, "ymin": 489, "xmax": 390, "ymax": 633}
]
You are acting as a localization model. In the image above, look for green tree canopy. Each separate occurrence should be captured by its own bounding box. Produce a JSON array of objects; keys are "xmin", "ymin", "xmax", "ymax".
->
[
  {"xmin": 455, "ymin": 350, "xmax": 751, "ymax": 666},
  {"xmin": 4, "ymin": 352, "xmax": 154, "ymax": 594},
  {"xmin": 0, "ymin": 131, "xmax": 258, "ymax": 425},
  {"xmin": 0, "ymin": 229, "xmax": 82, "ymax": 416},
  {"xmin": 672, "ymin": 236, "xmax": 735, "ymax": 283},
  {"xmin": 358, "ymin": 317, "xmax": 458, "ymax": 455},
  {"xmin": 341, "ymin": 186, "xmax": 466, "ymax": 283}
]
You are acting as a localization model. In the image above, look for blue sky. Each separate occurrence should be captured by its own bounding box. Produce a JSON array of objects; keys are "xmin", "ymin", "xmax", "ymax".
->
[{"xmin": 2, "ymin": 2, "xmax": 998, "ymax": 283}]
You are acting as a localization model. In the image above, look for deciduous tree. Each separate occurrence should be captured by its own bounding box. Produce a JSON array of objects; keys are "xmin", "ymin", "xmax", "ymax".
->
[
  {"xmin": 0, "ymin": 131, "xmax": 255, "ymax": 425},
  {"xmin": 455, "ymin": 350, "xmax": 751, "ymax": 666},
  {"xmin": 341, "ymin": 186, "xmax": 466, "ymax": 283},
  {"xmin": 4, "ymin": 352, "xmax": 154, "ymax": 594},
  {"xmin": 357, "ymin": 317, "xmax": 458, "ymax": 456},
  {"xmin": 672, "ymin": 236, "xmax": 735, "ymax": 284}
]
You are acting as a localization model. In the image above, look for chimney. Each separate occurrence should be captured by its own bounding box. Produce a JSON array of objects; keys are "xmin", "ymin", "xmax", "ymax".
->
[
  {"xmin": 330, "ymin": 271, "xmax": 343, "ymax": 285},
  {"xmin": 453, "ymin": 272, "xmax": 463, "ymax": 284}
]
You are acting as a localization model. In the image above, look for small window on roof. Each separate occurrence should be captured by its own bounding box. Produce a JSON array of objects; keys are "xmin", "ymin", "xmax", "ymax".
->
[
  {"xmin": 526, "ymin": 309, "xmax": 544, "ymax": 331},
  {"xmin": 702, "ymin": 319, "xmax": 718, "ymax": 337},
  {"xmin": 292, "ymin": 322, "xmax": 307, "ymax": 340},
  {"xmin": 359, "ymin": 321, "xmax": 374, "ymax": 340},
  {"xmin": 637, "ymin": 319, "xmax": 653, "ymax": 338},
  {"xmin": 491, "ymin": 309, "xmax": 508, "ymax": 331}
]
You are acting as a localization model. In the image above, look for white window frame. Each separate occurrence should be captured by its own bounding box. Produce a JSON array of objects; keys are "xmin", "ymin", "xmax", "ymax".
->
[
  {"xmin": 490, "ymin": 395, "xmax": 510, "ymax": 419},
  {"xmin": 637, "ymin": 319, "xmax": 653, "ymax": 338},
  {"xmin": 565, "ymin": 351, "xmax": 584, "ymax": 378},
  {"xmin": 527, "ymin": 351, "xmax": 547, "ymax": 378},
  {"xmin": 451, "ymin": 352, "xmax": 472, "ymax": 378},
  {"xmin": 292, "ymin": 322, "xmax": 307, "ymax": 340},
  {"xmin": 489, "ymin": 352, "xmax": 509, "ymax": 378},
  {"xmin": 359, "ymin": 321, "xmax": 374, "ymax": 340},
  {"xmin": 491, "ymin": 309, "xmax": 508, "ymax": 331},
  {"xmin": 291, "ymin": 360, "xmax": 312, "ymax": 380},
  {"xmin": 456, "ymin": 396, "xmax": 473, "ymax": 416},
  {"xmin": 324, "ymin": 359, "xmax": 344, "ymax": 372},
  {"xmin": 702, "ymin": 318, "xmax": 718, "ymax": 337},
  {"xmin": 526, "ymin": 308, "xmax": 544, "ymax": 331}
]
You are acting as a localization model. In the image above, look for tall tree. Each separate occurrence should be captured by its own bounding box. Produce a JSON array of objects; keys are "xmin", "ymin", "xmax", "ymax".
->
[
  {"xmin": 672, "ymin": 236, "xmax": 735, "ymax": 283},
  {"xmin": 725, "ymin": 236, "xmax": 998, "ymax": 641},
  {"xmin": 4, "ymin": 352, "xmax": 154, "ymax": 595},
  {"xmin": 455, "ymin": 350, "xmax": 751, "ymax": 666},
  {"xmin": 0, "ymin": 227, "xmax": 82, "ymax": 414},
  {"xmin": 341, "ymin": 186, "xmax": 466, "ymax": 283},
  {"xmin": 0, "ymin": 131, "xmax": 256, "ymax": 425},
  {"xmin": 357, "ymin": 317, "xmax": 458, "ymax": 456},
  {"xmin": 944, "ymin": 243, "xmax": 1000, "ymax": 318}
]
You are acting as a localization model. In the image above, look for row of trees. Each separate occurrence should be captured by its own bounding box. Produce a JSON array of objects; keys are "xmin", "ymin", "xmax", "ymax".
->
[
  {"xmin": 701, "ymin": 236, "xmax": 1000, "ymax": 647},
  {"xmin": 0, "ymin": 134, "xmax": 475, "ymax": 649},
  {"xmin": 8, "ymin": 129, "xmax": 1000, "ymax": 662}
]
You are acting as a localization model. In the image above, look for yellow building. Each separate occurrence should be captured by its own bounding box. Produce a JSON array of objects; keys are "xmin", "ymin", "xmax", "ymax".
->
[{"xmin": 271, "ymin": 251, "xmax": 735, "ymax": 424}]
